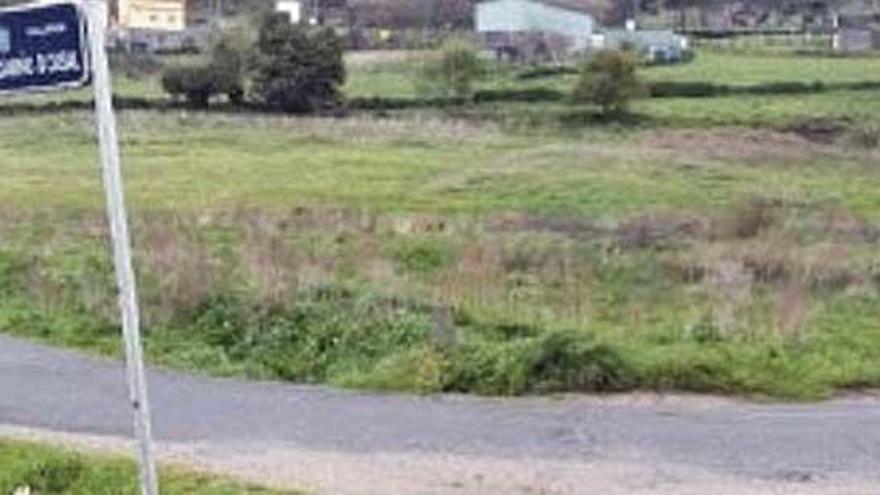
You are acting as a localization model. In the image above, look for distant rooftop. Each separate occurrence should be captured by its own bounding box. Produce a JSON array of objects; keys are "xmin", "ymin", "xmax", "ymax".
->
[{"xmin": 479, "ymin": 0, "xmax": 613, "ymax": 20}]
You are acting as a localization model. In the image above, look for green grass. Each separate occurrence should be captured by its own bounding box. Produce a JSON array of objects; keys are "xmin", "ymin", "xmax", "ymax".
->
[
  {"xmin": 2, "ymin": 50, "xmax": 880, "ymax": 400},
  {"xmin": 343, "ymin": 50, "xmax": 880, "ymax": 129},
  {"xmin": 636, "ymin": 89, "xmax": 880, "ymax": 127},
  {"xmin": 641, "ymin": 51, "xmax": 880, "ymax": 86},
  {"xmin": 0, "ymin": 440, "xmax": 294, "ymax": 495},
  {"xmin": 0, "ymin": 108, "xmax": 878, "ymax": 399},
  {"xmin": 343, "ymin": 50, "xmax": 880, "ymax": 100},
  {"xmin": 1, "ymin": 111, "xmax": 879, "ymax": 217}
]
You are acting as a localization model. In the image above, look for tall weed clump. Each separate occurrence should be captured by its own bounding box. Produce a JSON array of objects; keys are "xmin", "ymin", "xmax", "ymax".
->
[
  {"xmin": 573, "ymin": 50, "xmax": 644, "ymax": 118},
  {"xmin": 1, "ymin": 202, "xmax": 880, "ymax": 399},
  {"xmin": 445, "ymin": 326, "xmax": 633, "ymax": 395},
  {"xmin": 418, "ymin": 37, "xmax": 487, "ymax": 100}
]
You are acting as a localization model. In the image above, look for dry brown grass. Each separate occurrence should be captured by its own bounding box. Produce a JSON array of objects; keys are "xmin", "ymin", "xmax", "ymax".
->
[
  {"xmin": 118, "ymin": 110, "xmax": 497, "ymax": 147},
  {"xmin": 634, "ymin": 129, "xmax": 837, "ymax": 164},
  {"xmin": 136, "ymin": 215, "xmax": 217, "ymax": 324},
  {"xmin": 0, "ymin": 200, "xmax": 876, "ymax": 340}
]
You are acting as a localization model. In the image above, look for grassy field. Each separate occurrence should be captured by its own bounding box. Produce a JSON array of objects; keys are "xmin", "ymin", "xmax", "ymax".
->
[
  {"xmin": 641, "ymin": 51, "xmax": 880, "ymax": 85},
  {"xmin": 0, "ymin": 440, "xmax": 291, "ymax": 494},
  {"xmin": 8, "ymin": 50, "xmax": 879, "ymax": 131},
  {"xmin": 1, "ymin": 112, "xmax": 879, "ymax": 215},
  {"xmin": 343, "ymin": 49, "xmax": 880, "ymax": 94},
  {"xmin": 341, "ymin": 50, "xmax": 880, "ymax": 129},
  {"xmin": 1, "ymin": 108, "xmax": 880, "ymax": 398},
  {"xmin": 1, "ymin": 50, "xmax": 880, "ymax": 400}
]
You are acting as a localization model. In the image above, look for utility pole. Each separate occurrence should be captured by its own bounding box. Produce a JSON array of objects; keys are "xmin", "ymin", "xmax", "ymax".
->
[{"xmin": 422, "ymin": 0, "xmax": 433, "ymax": 43}]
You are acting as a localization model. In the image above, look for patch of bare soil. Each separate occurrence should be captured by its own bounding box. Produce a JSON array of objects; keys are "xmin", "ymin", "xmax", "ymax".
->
[
  {"xmin": 781, "ymin": 119, "xmax": 850, "ymax": 145},
  {"xmin": 634, "ymin": 128, "xmax": 837, "ymax": 163}
]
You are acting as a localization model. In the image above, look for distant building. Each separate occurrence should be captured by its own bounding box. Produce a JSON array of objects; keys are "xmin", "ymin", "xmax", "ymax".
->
[
  {"xmin": 475, "ymin": 0, "xmax": 599, "ymax": 62},
  {"xmin": 834, "ymin": 27, "xmax": 874, "ymax": 52},
  {"xmin": 117, "ymin": 0, "xmax": 186, "ymax": 31},
  {"xmin": 276, "ymin": 0, "xmax": 303, "ymax": 23},
  {"xmin": 113, "ymin": 0, "xmax": 218, "ymax": 52},
  {"xmin": 186, "ymin": 0, "xmax": 225, "ymax": 27},
  {"xmin": 596, "ymin": 27, "xmax": 689, "ymax": 63}
]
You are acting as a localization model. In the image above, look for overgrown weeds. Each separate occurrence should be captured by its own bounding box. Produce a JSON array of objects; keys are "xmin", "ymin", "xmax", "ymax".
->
[{"xmin": 0, "ymin": 201, "xmax": 878, "ymax": 399}]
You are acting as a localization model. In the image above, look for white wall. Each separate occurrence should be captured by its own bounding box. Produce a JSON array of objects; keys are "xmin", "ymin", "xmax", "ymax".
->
[
  {"xmin": 476, "ymin": 0, "xmax": 529, "ymax": 33},
  {"xmin": 476, "ymin": 0, "xmax": 594, "ymax": 51},
  {"xmin": 276, "ymin": 0, "xmax": 302, "ymax": 23}
]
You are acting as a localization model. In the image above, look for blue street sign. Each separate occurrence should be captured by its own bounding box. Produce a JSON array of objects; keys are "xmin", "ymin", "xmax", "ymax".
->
[{"xmin": 0, "ymin": 2, "xmax": 88, "ymax": 93}]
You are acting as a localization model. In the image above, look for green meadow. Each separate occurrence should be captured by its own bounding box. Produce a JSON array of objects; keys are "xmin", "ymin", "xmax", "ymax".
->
[{"xmin": 2, "ymin": 49, "xmax": 880, "ymax": 399}]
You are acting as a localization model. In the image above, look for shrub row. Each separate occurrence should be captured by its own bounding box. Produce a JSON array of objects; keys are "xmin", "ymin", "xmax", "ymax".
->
[
  {"xmin": 517, "ymin": 66, "xmax": 578, "ymax": 80},
  {"xmin": 2, "ymin": 78, "xmax": 879, "ymax": 117},
  {"xmin": 344, "ymin": 80, "xmax": 880, "ymax": 110},
  {"xmin": 347, "ymin": 88, "xmax": 569, "ymax": 111},
  {"xmin": 647, "ymin": 80, "xmax": 880, "ymax": 98}
]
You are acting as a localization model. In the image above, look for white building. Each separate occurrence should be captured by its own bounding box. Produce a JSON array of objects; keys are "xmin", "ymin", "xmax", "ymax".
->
[
  {"xmin": 475, "ymin": 0, "xmax": 598, "ymax": 61},
  {"xmin": 275, "ymin": 0, "xmax": 302, "ymax": 24}
]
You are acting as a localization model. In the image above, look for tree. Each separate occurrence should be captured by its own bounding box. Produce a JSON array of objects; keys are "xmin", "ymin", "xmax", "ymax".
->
[
  {"xmin": 250, "ymin": 14, "xmax": 346, "ymax": 113},
  {"xmin": 419, "ymin": 37, "xmax": 486, "ymax": 100},
  {"xmin": 160, "ymin": 30, "xmax": 248, "ymax": 108},
  {"xmin": 209, "ymin": 35, "xmax": 248, "ymax": 104},
  {"xmin": 573, "ymin": 50, "xmax": 643, "ymax": 118}
]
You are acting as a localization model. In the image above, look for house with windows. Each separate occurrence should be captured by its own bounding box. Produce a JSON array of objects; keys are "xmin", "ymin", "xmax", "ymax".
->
[
  {"xmin": 118, "ymin": 0, "xmax": 186, "ymax": 31},
  {"xmin": 112, "ymin": 0, "xmax": 216, "ymax": 52}
]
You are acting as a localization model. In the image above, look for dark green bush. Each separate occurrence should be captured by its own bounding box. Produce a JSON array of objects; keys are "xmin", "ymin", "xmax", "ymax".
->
[
  {"xmin": 418, "ymin": 38, "xmax": 487, "ymax": 100},
  {"xmin": 647, "ymin": 81, "xmax": 725, "ymax": 98},
  {"xmin": 347, "ymin": 88, "xmax": 567, "ymax": 110},
  {"xmin": 160, "ymin": 28, "xmax": 248, "ymax": 108},
  {"xmin": 445, "ymin": 327, "xmax": 633, "ymax": 395},
  {"xmin": 745, "ymin": 81, "xmax": 825, "ymax": 95},
  {"xmin": 573, "ymin": 50, "xmax": 644, "ymax": 118},
  {"xmin": 17, "ymin": 456, "xmax": 86, "ymax": 494},
  {"xmin": 208, "ymin": 35, "xmax": 248, "ymax": 105},
  {"xmin": 517, "ymin": 66, "xmax": 578, "ymax": 80},
  {"xmin": 474, "ymin": 87, "xmax": 566, "ymax": 103},
  {"xmin": 161, "ymin": 65, "xmax": 231, "ymax": 108},
  {"xmin": 185, "ymin": 289, "xmax": 433, "ymax": 382},
  {"xmin": 644, "ymin": 80, "xmax": 880, "ymax": 98},
  {"xmin": 251, "ymin": 14, "xmax": 346, "ymax": 113}
]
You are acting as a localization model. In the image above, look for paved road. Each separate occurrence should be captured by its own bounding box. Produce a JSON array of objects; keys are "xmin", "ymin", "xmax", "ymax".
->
[{"xmin": 2, "ymin": 333, "xmax": 880, "ymax": 493}]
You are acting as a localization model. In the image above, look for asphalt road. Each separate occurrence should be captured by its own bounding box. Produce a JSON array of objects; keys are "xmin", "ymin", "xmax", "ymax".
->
[{"xmin": 2, "ymin": 333, "xmax": 880, "ymax": 493}]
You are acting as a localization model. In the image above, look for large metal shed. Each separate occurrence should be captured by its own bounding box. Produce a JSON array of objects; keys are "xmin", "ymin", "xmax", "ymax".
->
[{"xmin": 475, "ymin": 0, "xmax": 597, "ymax": 62}]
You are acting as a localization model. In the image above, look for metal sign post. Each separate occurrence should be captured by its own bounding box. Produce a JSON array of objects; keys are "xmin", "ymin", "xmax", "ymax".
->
[
  {"xmin": 0, "ymin": 2, "xmax": 159, "ymax": 494},
  {"xmin": 83, "ymin": 2, "xmax": 160, "ymax": 495}
]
